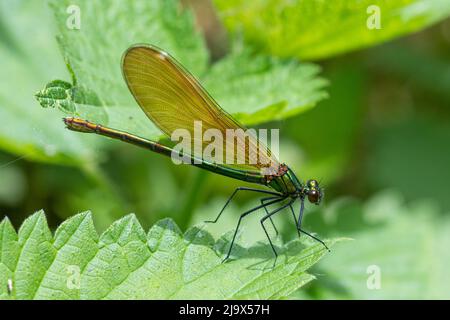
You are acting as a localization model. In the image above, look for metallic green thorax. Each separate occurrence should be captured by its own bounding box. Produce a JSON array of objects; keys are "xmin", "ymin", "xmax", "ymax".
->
[{"xmin": 268, "ymin": 168, "xmax": 303, "ymax": 195}]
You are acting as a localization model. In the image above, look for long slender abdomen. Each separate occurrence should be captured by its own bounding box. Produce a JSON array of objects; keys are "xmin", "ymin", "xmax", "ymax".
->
[
  {"xmin": 63, "ymin": 117, "xmax": 173, "ymax": 157},
  {"xmin": 63, "ymin": 117, "xmax": 267, "ymax": 186}
]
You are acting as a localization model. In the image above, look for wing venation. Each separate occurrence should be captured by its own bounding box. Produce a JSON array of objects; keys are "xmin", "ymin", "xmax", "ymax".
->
[{"xmin": 122, "ymin": 45, "xmax": 279, "ymax": 172}]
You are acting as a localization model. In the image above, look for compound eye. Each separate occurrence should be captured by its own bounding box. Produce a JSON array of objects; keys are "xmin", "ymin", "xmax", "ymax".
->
[
  {"xmin": 307, "ymin": 189, "xmax": 320, "ymax": 204},
  {"xmin": 307, "ymin": 179, "xmax": 318, "ymax": 188}
]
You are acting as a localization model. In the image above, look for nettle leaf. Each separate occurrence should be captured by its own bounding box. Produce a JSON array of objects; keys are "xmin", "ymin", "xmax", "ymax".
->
[
  {"xmin": 214, "ymin": 0, "xmax": 450, "ymax": 60},
  {"xmin": 36, "ymin": 0, "xmax": 328, "ymax": 142},
  {"xmin": 35, "ymin": 80, "xmax": 102, "ymax": 112},
  {"xmin": 300, "ymin": 191, "xmax": 450, "ymax": 299},
  {"xmin": 39, "ymin": 0, "xmax": 208, "ymax": 140},
  {"xmin": 0, "ymin": 211, "xmax": 340, "ymax": 300},
  {"xmin": 203, "ymin": 49, "xmax": 328, "ymax": 125},
  {"xmin": 0, "ymin": 0, "xmax": 97, "ymax": 165}
]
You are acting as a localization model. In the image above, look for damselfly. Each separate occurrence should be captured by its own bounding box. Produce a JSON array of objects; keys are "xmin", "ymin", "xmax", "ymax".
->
[{"xmin": 64, "ymin": 45, "xmax": 328, "ymax": 261}]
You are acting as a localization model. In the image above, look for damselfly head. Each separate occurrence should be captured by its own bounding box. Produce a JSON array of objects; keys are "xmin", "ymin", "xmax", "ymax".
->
[{"xmin": 305, "ymin": 179, "xmax": 323, "ymax": 205}]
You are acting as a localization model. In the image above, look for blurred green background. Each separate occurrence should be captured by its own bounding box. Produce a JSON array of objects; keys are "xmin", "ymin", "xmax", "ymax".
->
[{"xmin": 0, "ymin": 0, "xmax": 449, "ymax": 299}]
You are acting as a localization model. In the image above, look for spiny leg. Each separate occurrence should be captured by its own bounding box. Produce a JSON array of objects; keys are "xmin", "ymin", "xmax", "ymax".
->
[
  {"xmin": 262, "ymin": 197, "xmax": 301, "ymax": 238},
  {"xmin": 288, "ymin": 203, "xmax": 301, "ymax": 237},
  {"xmin": 260, "ymin": 196, "xmax": 282, "ymax": 235},
  {"xmin": 223, "ymin": 197, "xmax": 285, "ymax": 262},
  {"xmin": 297, "ymin": 196, "xmax": 305, "ymax": 230},
  {"xmin": 260, "ymin": 199, "xmax": 295, "ymax": 259},
  {"xmin": 205, "ymin": 187, "xmax": 281, "ymax": 224},
  {"xmin": 299, "ymin": 228, "xmax": 330, "ymax": 252},
  {"xmin": 296, "ymin": 197, "xmax": 329, "ymax": 251}
]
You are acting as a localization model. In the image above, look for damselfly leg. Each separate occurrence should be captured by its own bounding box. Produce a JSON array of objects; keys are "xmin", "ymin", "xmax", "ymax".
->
[
  {"xmin": 296, "ymin": 197, "xmax": 330, "ymax": 251},
  {"xmin": 222, "ymin": 197, "xmax": 285, "ymax": 262},
  {"xmin": 205, "ymin": 187, "xmax": 281, "ymax": 224}
]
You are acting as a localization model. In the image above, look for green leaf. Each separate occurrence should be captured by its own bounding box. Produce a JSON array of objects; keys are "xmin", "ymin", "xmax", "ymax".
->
[
  {"xmin": 0, "ymin": 211, "xmax": 340, "ymax": 300},
  {"xmin": 0, "ymin": 217, "xmax": 19, "ymax": 300},
  {"xmin": 37, "ymin": 0, "xmax": 328, "ymax": 142},
  {"xmin": 35, "ymin": 80, "xmax": 102, "ymax": 113},
  {"xmin": 38, "ymin": 0, "xmax": 208, "ymax": 140},
  {"xmin": 0, "ymin": 0, "xmax": 98, "ymax": 165},
  {"xmin": 214, "ymin": 0, "xmax": 450, "ymax": 60},
  {"xmin": 299, "ymin": 191, "xmax": 450, "ymax": 299},
  {"xmin": 203, "ymin": 49, "xmax": 328, "ymax": 125}
]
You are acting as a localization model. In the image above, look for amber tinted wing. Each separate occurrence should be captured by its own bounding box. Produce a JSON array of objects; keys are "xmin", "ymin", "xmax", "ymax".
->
[{"xmin": 122, "ymin": 45, "xmax": 279, "ymax": 172}]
